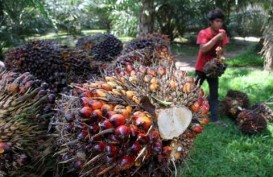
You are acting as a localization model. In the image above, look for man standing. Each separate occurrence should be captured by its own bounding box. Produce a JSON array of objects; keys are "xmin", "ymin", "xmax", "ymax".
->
[{"xmin": 195, "ymin": 8, "xmax": 229, "ymax": 126}]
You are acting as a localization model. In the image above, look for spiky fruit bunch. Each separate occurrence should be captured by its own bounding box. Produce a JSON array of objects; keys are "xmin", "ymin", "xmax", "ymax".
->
[
  {"xmin": 252, "ymin": 103, "xmax": 273, "ymax": 122},
  {"xmin": 203, "ymin": 57, "xmax": 227, "ymax": 78},
  {"xmin": 122, "ymin": 33, "xmax": 170, "ymax": 54},
  {"xmin": 51, "ymin": 64, "xmax": 209, "ymax": 177},
  {"xmin": 0, "ymin": 71, "xmax": 56, "ymax": 176},
  {"xmin": 4, "ymin": 40, "xmax": 93, "ymax": 93},
  {"xmin": 222, "ymin": 90, "xmax": 250, "ymax": 119},
  {"xmin": 76, "ymin": 33, "xmax": 123, "ymax": 62},
  {"xmin": 237, "ymin": 110, "xmax": 267, "ymax": 134}
]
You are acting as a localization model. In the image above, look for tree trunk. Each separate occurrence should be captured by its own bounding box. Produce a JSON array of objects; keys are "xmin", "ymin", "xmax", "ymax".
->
[
  {"xmin": 139, "ymin": 0, "xmax": 154, "ymax": 36},
  {"xmin": 261, "ymin": 2, "xmax": 273, "ymax": 72}
]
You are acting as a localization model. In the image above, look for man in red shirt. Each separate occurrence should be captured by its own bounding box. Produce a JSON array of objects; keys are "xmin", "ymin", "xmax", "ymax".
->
[{"xmin": 195, "ymin": 8, "xmax": 229, "ymax": 125}]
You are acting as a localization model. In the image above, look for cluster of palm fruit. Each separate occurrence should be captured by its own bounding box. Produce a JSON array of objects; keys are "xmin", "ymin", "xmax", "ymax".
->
[
  {"xmin": 122, "ymin": 33, "xmax": 170, "ymax": 54},
  {"xmin": 51, "ymin": 64, "xmax": 209, "ymax": 177},
  {"xmin": 4, "ymin": 40, "xmax": 93, "ymax": 93},
  {"xmin": 203, "ymin": 57, "xmax": 227, "ymax": 78},
  {"xmin": 0, "ymin": 71, "xmax": 55, "ymax": 176},
  {"xmin": 115, "ymin": 35, "xmax": 174, "ymax": 71},
  {"xmin": 76, "ymin": 33, "xmax": 123, "ymax": 63},
  {"xmin": 222, "ymin": 90, "xmax": 273, "ymax": 134}
]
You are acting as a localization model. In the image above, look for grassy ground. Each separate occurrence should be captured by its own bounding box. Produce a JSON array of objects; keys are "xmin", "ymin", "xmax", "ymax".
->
[{"xmin": 179, "ymin": 44, "xmax": 273, "ymax": 177}]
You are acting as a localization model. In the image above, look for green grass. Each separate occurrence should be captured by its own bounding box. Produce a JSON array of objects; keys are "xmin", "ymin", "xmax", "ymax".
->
[
  {"xmin": 180, "ymin": 50, "xmax": 273, "ymax": 177},
  {"xmin": 225, "ymin": 51, "xmax": 264, "ymax": 68}
]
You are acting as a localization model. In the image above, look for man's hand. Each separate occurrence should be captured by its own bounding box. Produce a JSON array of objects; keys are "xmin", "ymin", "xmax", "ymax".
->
[
  {"xmin": 216, "ymin": 31, "xmax": 226, "ymax": 41},
  {"xmin": 216, "ymin": 46, "xmax": 224, "ymax": 56}
]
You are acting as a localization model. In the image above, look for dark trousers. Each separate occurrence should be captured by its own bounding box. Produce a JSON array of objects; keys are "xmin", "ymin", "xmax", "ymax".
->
[{"xmin": 195, "ymin": 70, "xmax": 219, "ymax": 122}]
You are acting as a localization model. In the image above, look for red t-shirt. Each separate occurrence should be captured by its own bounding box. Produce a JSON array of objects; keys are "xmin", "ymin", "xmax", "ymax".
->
[{"xmin": 195, "ymin": 27, "xmax": 229, "ymax": 72}]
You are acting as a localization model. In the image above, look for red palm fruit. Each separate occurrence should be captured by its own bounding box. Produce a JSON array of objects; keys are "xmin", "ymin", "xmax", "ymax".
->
[
  {"xmin": 129, "ymin": 124, "xmax": 139, "ymax": 137},
  {"xmin": 129, "ymin": 142, "xmax": 142, "ymax": 153},
  {"xmin": 126, "ymin": 91, "xmax": 135, "ymax": 100},
  {"xmin": 183, "ymin": 82, "xmax": 194, "ymax": 93},
  {"xmin": 92, "ymin": 142, "xmax": 106, "ymax": 153},
  {"xmin": 157, "ymin": 66, "xmax": 166, "ymax": 76},
  {"xmin": 126, "ymin": 106, "xmax": 133, "ymax": 114},
  {"xmin": 135, "ymin": 115, "xmax": 152, "ymax": 130},
  {"xmin": 200, "ymin": 89, "xmax": 205, "ymax": 97},
  {"xmin": 77, "ymin": 130, "xmax": 88, "ymax": 141},
  {"xmin": 79, "ymin": 106, "xmax": 92, "ymax": 118},
  {"xmin": 80, "ymin": 97, "xmax": 90, "ymax": 107},
  {"xmin": 162, "ymin": 146, "xmax": 172, "ymax": 158},
  {"xmin": 91, "ymin": 89, "xmax": 107, "ymax": 97},
  {"xmin": 200, "ymin": 105, "xmax": 209, "ymax": 115},
  {"xmin": 109, "ymin": 114, "xmax": 126, "ymax": 127},
  {"xmin": 192, "ymin": 124, "xmax": 203, "ymax": 134},
  {"xmin": 118, "ymin": 156, "xmax": 135, "ymax": 171},
  {"xmin": 0, "ymin": 142, "xmax": 10, "ymax": 153},
  {"xmin": 106, "ymin": 111, "xmax": 116, "ymax": 119},
  {"xmin": 90, "ymin": 109, "xmax": 103, "ymax": 122},
  {"xmin": 198, "ymin": 97, "xmax": 204, "ymax": 106},
  {"xmin": 147, "ymin": 67, "xmax": 157, "ymax": 77},
  {"xmin": 105, "ymin": 144, "xmax": 118, "ymax": 157},
  {"xmin": 152, "ymin": 141, "xmax": 162, "ymax": 154},
  {"xmin": 149, "ymin": 130, "xmax": 160, "ymax": 143},
  {"xmin": 200, "ymin": 117, "xmax": 209, "ymax": 126},
  {"xmin": 80, "ymin": 91, "xmax": 92, "ymax": 98},
  {"xmin": 143, "ymin": 75, "xmax": 152, "ymax": 83},
  {"xmin": 115, "ymin": 125, "xmax": 131, "ymax": 140},
  {"xmin": 88, "ymin": 100, "xmax": 103, "ymax": 110},
  {"xmin": 101, "ymin": 104, "xmax": 114, "ymax": 115},
  {"xmin": 138, "ymin": 65, "xmax": 147, "ymax": 74},
  {"xmin": 65, "ymin": 113, "xmax": 75, "ymax": 123},
  {"xmin": 88, "ymin": 124, "xmax": 100, "ymax": 134},
  {"xmin": 116, "ymin": 109, "xmax": 130, "ymax": 119},
  {"xmin": 99, "ymin": 120, "xmax": 113, "ymax": 130},
  {"xmin": 101, "ymin": 83, "xmax": 112, "ymax": 91},
  {"xmin": 125, "ymin": 64, "xmax": 134, "ymax": 74},
  {"xmin": 191, "ymin": 101, "xmax": 200, "ymax": 112},
  {"xmin": 136, "ymin": 133, "xmax": 148, "ymax": 145}
]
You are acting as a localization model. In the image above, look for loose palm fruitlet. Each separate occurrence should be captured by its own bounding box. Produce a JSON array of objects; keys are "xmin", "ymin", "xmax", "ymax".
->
[
  {"xmin": 237, "ymin": 110, "xmax": 267, "ymax": 134},
  {"xmin": 0, "ymin": 71, "xmax": 56, "ymax": 177},
  {"xmin": 76, "ymin": 33, "xmax": 123, "ymax": 62},
  {"xmin": 51, "ymin": 64, "xmax": 209, "ymax": 177},
  {"xmin": 203, "ymin": 57, "xmax": 227, "ymax": 78},
  {"xmin": 222, "ymin": 90, "xmax": 250, "ymax": 119},
  {"xmin": 252, "ymin": 103, "xmax": 273, "ymax": 122},
  {"xmin": 4, "ymin": 40, "xmax": 93, "ymax": 93}
]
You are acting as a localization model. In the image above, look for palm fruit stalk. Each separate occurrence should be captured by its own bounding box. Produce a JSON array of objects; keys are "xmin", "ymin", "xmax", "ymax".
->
[
  {"xmin": 76, "ymin": 33, "xmax": 123, "ymax": 65},
  {"xmin": 221, "ymin": 90, "xmax": 250, "ymax": 119},
  {"xmin": 237, "ymin": 110, "xmax": 267, "ymax": 134},
  {"xmin": 0, "ymin": 71, "xmax": 56, "ymax": 177},
  {"xmin": 4, "ymin": 40, "xmax": 93, "ymax": 93},
  {"xmin": 251, "ymin": 103, "xmax": 273, "ymax": 122},
  {"xmin": 51, "ymin": 63, "xmax": 209, "ymax": 177}
]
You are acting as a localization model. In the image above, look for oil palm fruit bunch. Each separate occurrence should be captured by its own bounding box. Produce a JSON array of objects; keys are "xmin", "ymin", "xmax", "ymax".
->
[
  {"xmin": 51, "ymin": 64, "xmax": 209, "ymax": 177},
  {"xmin": 122, "ymin": 33, "xmax": 170, "ymax": 54},
  {"xmin": 5, "ymin": 40, "xmax": 93, "ymax": 93},
  {"xmin": 0, "ymin": 71, "xmax": 56, "ymax": 176},
  {"xmin": 251, "ymin": 103, "xmax": 273, "ymax": 122},
  {"xmin": 203, "ymin": 56, "xmax": 227, "ymax": 78},
  {"xmin": 76, "ymin": 33, "xmax": 123, "ymax": 62},
  {"xmin": 237, "ymin": 110, "xmax": 267, "ymax": 134},
  {"xmin": 222, "ymin": 90, "xmax": 250, "ymax": 119}
]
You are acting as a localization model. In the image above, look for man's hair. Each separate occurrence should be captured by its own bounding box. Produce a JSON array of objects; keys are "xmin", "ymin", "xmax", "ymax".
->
[{"xmin": 207, "ymin": 8, "xmax": 225, "ymax": 21}]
